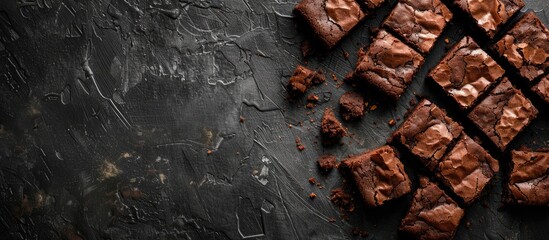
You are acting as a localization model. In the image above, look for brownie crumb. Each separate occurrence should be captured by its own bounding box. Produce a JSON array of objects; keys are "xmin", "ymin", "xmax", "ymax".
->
[
  {"xmin": 351, "ymin": 228, "xmax": 369, "ymax": 238},
  {"xmin": 369, "ymin": 105, "xmax": 377, "ymax": 111},
  {"xmin": 330, "ymin": 187, "xmax": 354, "ymax": 213},
  {"xmin": 343, "ymin": 50, "xmax": 350, "ymax": 60},
  {"xmin": 388, "ymin": 119, "xmax": 396, "ymax": 126},
  {"xmin": 295, "ymin": 137, "xmax": 305, "ymax": 151},
  {"xmin": 317, "ymin": 154, "xmax": 337, "ymax": 170},
  {"xmin": 321, "ymin": 108, "xmax": 346, "ymax": 140},
  {"xmin": 308, "ymin": 177, "xmax": 316, "ymax": 184},
  {"xmin": 339, "ymin": 92, "xmax": 365, "ymax": 121},
  {"xmin": 239, "ymin": 116, "xmax": 246, "ymax": 123},
  {"xmin": 207, "ymin": 150, "xmax": 213, "ymax": 155},
  {"xmin": 309, "ymin": 192, "xmax": 317, "ymax": 199},
  {"xmin": 312, "ymin": 69, "xmax": 326, "ymax": 84}
]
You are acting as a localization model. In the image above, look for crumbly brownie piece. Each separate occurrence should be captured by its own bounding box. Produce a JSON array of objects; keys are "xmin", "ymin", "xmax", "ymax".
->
[
  {"xmin": 391, "ymin": 99, "xmax": 463, "ymax": 171},
  {"xmin": 321, "ymin": 108, "xmax": 346, "ymax": 139},
  {"xmin": 400, "ymin": 177, "xmax": 465, "ymax": 240},
  {"xmin": 429, "ymin": 36, "xmax": 505, "ymax": 109},
  {"xmin": 383, "ymin": 0, "xmax": 452, "ymax": 54},
  {"xmin": 494, "ymin": 12, "xmax": 549, "ymax": 81},
  {"xmin": 454, "ymin": 0, "xmax": 524, "ymax": 38},
  {"xmin": 507, "ymin": 150, "xmax": 549, "ymax": 205},
  {"xmin": 294, "ymin": 0, "xmax": 365, "ymax": 49},
  {"xmin": 532, "ymin": 75, "xmax": 549, "ymax": 104},
  {"xmin": 437, "ymin": 134, "xmax": 499, "ymax": 204},
  {"xmin": 287, "ymin": 65, "xmax": 325, "ymax": 96},
  {"xmin": 318, "ymin": 154, "xmax": 337, "ymax": 170},
  {"xmin": 339, "ymin": 91, "xmax": 364, "ymax": 120},
  {"xmin": 468, "ymin": 78, "xmax": 538, "ymax": 151},
  {"xmin": 354, "ymin": 30, "xmax": 425, "ymax": 100},
  {"xmin": 341, "ymin": 145, "xmax": 411, "ymax": 207}
]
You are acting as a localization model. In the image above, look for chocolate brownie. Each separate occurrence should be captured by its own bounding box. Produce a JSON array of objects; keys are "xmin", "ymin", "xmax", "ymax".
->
[
  {"xmin": 468, "ymin": 78, "xmax": 538, "ymax": 151},
  {"xmin": 341, "ymin": 145, "xmax": 411, "ymax": 207},
  {"xmin": 454, "ymin": 0, "xmax": 524, "ymax": 38},
  {"xmin": 532, "ymin": 75, "xmax": 549, "ymax": 104},
  {"xmin": 294, "ymin": 0, "xmax": 365, "ymax": 49},
  {"xmin": 494, "ymin": 12, "xmax": 549, "ymax": 81},
  {"xmin": 287, "ymin": 65, "xmax": 325, "ymax": 96},
  {"xmin": 400, "ymin": 177, "xmax": 465, "ymax": 240},
  {"xmin": 354, "ymin": 30, "xmax": 425, "ymax": 100},
  {"xmin": 391, "ymin": 99, "xmax": 463, "ymax": 171},
  {"xmin": 507, "ymin": 150, "xmax": 549, "ymax": 205},
  {"xmin": 437, "ymin": 134, "xmax": 499, "ymax": 204},
  {"xmin": 339, "ymin": 91, "xmax": 364, "ymax": 120},
  {"xmin": 383, "ymin": 0, "xmax": 452, "ymax": 54},
  {"xmin": 429, "ymin": 36, "xmax": 505, "ymax": 109},
  {"xmin": 321, "ymin": 108, "xmax": 346, "ymax": 139},
  {"xmin": 318, "ymin": 154, "xmax": 337, "ymax": 170}
]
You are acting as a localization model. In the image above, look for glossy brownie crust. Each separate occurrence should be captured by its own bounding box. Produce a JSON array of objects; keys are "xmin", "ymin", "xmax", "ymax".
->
[
  {"xmin": 383, "ymin": 0, "xmax": 453, "ymax": 54},
  {"xmin": 391, "ymin": 99, "xmax": 463, "ymax": 171},
  {"xmin": 341, "ymin": 145, "xmax": 411, "ymax": 207},
  {"xmin": 468, "ymin": 78, "xmax": 538, "ymax": 151},
  {"xmin": 400, "ymin": 178, "xmax": 465, "ymax": 240},
  {"xmin": 429, "ymin": 36, "xmax": 505, "ymax": 109},
  {"xmin": 437, "ymin": 134, "xmax": 499, "ymax": 204},
  {"xmin": 454, "ymin": 0, "xmax": 524, "ymax": 38},
  {"xmin": 354, "ymin": 30, "xmax": 424, "ymax": 100},
  {"xmin": 294, "ymin": 0, "xmax": 365, "ymax": 48},
  {"xmin": 532, "ymin": 75, "xmax": 549, "ymax": 104},
  {"xmin": 495, "ymin": 12, "xmax": 549, "ymax": 81},
  {"xmin": 507, "ymin": 150, "xmax": 549, "ymax": 205}
]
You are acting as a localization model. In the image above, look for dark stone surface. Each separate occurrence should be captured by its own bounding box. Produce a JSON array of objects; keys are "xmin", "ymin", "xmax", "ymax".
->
[{"xmin": 0, "ymin": 0, "xmax": 548, "ymax": 239}]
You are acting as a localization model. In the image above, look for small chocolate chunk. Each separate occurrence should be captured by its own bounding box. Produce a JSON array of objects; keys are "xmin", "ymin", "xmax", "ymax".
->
[
  {"xmin": 339, "ymin": 92, "xmax": 364, "ymax": 120},
  {"xmin": 318, "ymin": 154, "xmax": 337, "ymax": 170}
]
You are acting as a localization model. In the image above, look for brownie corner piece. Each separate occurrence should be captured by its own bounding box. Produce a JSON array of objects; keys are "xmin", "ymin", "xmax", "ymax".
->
[
  {"xmin": 321, "ymin": 107, "xmax": 346, "ymax": 139},
  {"xmin": 532, "ymin": 75, "xmax": 549, "ymax": 104},
  {"xmin": 437, "ymin": 134, "xmax": 499, "ymax": 204},
  {"xmin": 383, "ymin": 0, "xmax": 452, "ymax": 54},
  {"xmin": 294, "ymin": 0, "xmax": 365, "ymax": 49},
  {"xmin": 400, "ymin": 177, "xmax": 464, "ymax": 240},
  {"xmin": 429, "ymin": 36, "xmax": 505, "ymax": 109},
  {"xmin": 354, "ymin": 30, "xmax": 424, "ymax": 100},
  {"xmin": 494, "ymin": 12, "xmax": 549, "ymax": 81},
  {"xmin": 507, "ymin": 150, "xmax": 549, "ymax": 205},
  {"xmin": 391, "ymin": 99, "xmax": 463, "ymax": 171},
  {"xmin": 455, "ymin": 0, "xmax": 524, "ymax": 38},
  {"xmin": 342, "ymin": 145, "xmax": 411, "ymax": 207},
  {"xmin": 468, "ymin": 78, "xmax": 538, "ymax": 151}
]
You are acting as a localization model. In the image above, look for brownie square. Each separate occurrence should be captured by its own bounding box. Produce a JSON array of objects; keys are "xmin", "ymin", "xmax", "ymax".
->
[
  {"xmin": 294, "ymin": 0, "xmax": 365, "ymax": 49},
  {"xmin": 391, "ymin": 99, "xmax": 463, "ymax": 171},
  {"xmin": 532, "ymin": 75, "xmax": 549, "ymax": 104},
  {"xmin": 383, "ymin": 0, "xmax": 453, "ymax": 54},
  {"xmin": 468, "ymin": 78, "xmax": 538, "ymax": 151},
  {"xmin": 495, "ymin": 12, "xmax": 549, "ymax": 81},
  {"xmin": 437, "ymin": 134, "xmax": 499, "ymax": 204},
  {"xmin": 507, "ymin": 150, "xmax": 549, "ymax": 205},
  {"xmin": 354, "ymin": 30, "xmax": 425, "ymax": 100},
  {"xmin": 429, "ymin": 36, "xmax": 505, "ymax": 109},
  {"xmin": 400, "ymin": 177, "xmax": 465, "ymax": 240},
  {"xmin": 341, "ymin": 145, "xmax": 411, "ymax": 207},
  {"xmin": 454, "ymin": 0, "xmax": 524, "ymax": 38}
]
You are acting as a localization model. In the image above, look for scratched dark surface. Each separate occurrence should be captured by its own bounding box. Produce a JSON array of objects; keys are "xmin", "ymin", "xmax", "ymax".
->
[{"xmin": 1, "ymin": 0, "xmax": 549, "ymax": 239}]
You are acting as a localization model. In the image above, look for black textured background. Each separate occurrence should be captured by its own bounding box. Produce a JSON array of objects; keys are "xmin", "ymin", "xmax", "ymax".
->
[{"xmin": 0, "ymin": 0, "xmax": 549, "ymax": 239}]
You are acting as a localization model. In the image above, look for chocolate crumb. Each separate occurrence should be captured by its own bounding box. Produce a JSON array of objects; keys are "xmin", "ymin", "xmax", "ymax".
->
[
  {"xmin": 388, "ymin": 119, "xmax": 396, "ymax": 126},
  {"xmin": 317, "ymin": 154, "xmax": 337, "ymax": 170}
]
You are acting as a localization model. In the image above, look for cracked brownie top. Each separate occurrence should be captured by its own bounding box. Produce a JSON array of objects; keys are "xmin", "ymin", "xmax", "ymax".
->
[
  {"xmin": 430, "ymin": 36, "xmax": 505, "ymax": 109},
  {"xmin": 383, "ymin": 0, "xmax": 453, "ymax": 54},
  {"xmin": 354, "ymin": 30, "xmax": 425, "ymax": 100},
  {"xmin": 454, "ymin": 0, "xmax": 524, "ymax": 38},
  {"xmin": 468, "ymin": 78, "xmax": 538, "ymax": 151},
  {"xmin": 508, "ymin": 150, "xmax": 549, "ymax": 205}
]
